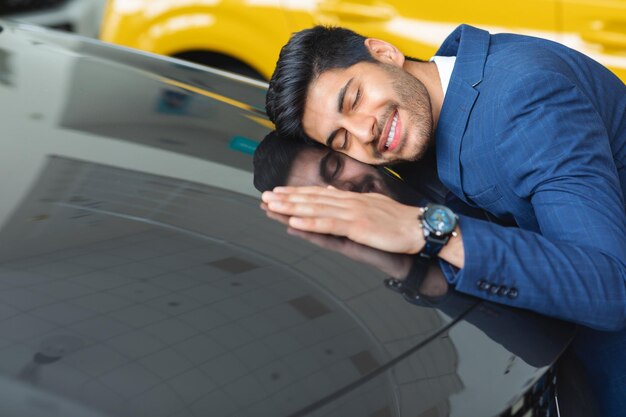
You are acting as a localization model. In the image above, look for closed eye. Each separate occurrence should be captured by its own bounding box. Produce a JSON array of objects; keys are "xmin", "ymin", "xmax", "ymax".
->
[
  {"xmin": 352, "ymin": 87, "xmax": 361, "ymax": 110},
  {"xmin": 340, "ymin": 130, "xmax": 349, "ymax": 150}
]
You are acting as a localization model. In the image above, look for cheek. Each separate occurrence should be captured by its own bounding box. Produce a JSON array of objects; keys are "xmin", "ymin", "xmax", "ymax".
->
[
  {"xmin": 367, "ymin": 86, "xmax": 395, "ymax": 107},
  {"xmin": 349, "ymin": 147, "xmax": 378, "ymax": 165}
]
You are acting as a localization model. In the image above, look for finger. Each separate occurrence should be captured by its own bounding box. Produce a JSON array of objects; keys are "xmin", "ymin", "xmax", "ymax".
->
[
  {"xmin": 288, "ymin": 216, "xmax": 351, "ymax": 237},
  {"xmin": 262, "ymin": 201, "xmax": 292, "ymax": 224},
  {"xmin": 267, "ymin": 193, "xmax": 354, "ymax": 209},
  {"xmin": 267, "ymin": 200, "xmax": 355, "ymax": 220},
  {"xmin": 262, "ymin": 191, "xmax": 281, "ymax": 202},
  {"xmin": 268, "ymin": 187, "xmax": 391, "ymax": 206},
  {"xmin": 265, "ymin": 209, "xmax": 291, "ymax": 225},
  {"xmin": 265, "ymin": 188, "xmax": 363, "ymax": 209},
  {"xmin": 272, "ymin": 186, "xmax": 355, "ymax": 198}
]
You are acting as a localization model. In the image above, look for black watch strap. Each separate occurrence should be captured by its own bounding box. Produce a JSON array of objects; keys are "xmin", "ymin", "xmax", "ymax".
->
[{"xmin": 419, "ymin": 239, "xmax": 446, "ymax": 259}]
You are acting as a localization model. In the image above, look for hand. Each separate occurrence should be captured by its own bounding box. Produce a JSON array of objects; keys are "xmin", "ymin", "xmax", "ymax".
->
[
  {"xmin": 419, "ymin": 263, "xmax": 449, "ymax": 298},
  {"xmin": 262, "ymin": 186, "xmax": 425, "ymax": 254}
]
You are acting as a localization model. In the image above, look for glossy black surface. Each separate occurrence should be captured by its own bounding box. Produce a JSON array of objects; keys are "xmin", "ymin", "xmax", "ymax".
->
[
  {"xmin": 0, "ymin": 21, "xmax": 575, "ymax": 417},
  {"xmin": 0, "ymin": 0, "xmax": 67, "ymax": 15}
]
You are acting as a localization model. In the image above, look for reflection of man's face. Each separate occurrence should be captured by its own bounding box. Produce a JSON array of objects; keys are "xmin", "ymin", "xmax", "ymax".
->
[
  {"xmin": 301, "ymin": 61, "xmax": 433, "ymax": 165},
  {"xmin": 287, "ymin": 147, "xmax": 394, "ymax": 197}
]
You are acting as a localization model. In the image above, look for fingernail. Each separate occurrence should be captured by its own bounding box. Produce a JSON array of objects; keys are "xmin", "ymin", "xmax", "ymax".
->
[
  {"xmin": 289, "ymin": 217, "xmax": 304, "ymax": 227},
  {"xmin": 268, "ymin": 201, "xmax": 284, "ymax": 209}
]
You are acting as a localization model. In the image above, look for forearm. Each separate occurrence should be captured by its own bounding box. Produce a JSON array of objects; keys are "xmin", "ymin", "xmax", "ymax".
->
[{"xmin": 442, "ymin": 215, "xmax": 626, "ymax": 331}]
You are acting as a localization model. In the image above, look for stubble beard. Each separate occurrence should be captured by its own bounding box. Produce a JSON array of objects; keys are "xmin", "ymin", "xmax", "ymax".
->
[{"xmin": 383, "ymin": 64, "xmax": 434, "ymax": 163}]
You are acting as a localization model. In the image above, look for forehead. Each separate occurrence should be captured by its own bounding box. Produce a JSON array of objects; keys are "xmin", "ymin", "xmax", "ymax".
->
[
  {"xmin": 306, "ymin": 60, "xmax": 384, "ymax": 99},
  {"xmin": 286, "ymin": 148, "xmax": 327, "ymax": 187},
  {"xmin": 302, "ymin": 66, "xmax": 355, "ymax": 143},
  {"xmin": 305, "ymin": 67, "xmax": 349, "ymax": 109}
]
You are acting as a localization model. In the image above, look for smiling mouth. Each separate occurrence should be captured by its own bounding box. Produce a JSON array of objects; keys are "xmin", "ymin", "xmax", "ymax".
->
[
  {"xmin": 379, "ymin": 110, "xmax": 400, "ymax": 154},
  {"xmin": 385, "ymin": 112, "xmax": 399, "ymax": 149}
]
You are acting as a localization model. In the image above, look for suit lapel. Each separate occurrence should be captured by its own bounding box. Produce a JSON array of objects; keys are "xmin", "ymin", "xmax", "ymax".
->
[
  {"xmin": 434, "ymin": 25, "xmax": 490, "ymax": 203},
  {"xmin": 436, "ymin": 82, "xmax": 478, "ymax": 202}
]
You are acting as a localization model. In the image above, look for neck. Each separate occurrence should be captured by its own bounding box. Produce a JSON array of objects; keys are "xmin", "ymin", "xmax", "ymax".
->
[{"xmin": 404, "ymin": 60, "xmax": 444, "ymax": 129}]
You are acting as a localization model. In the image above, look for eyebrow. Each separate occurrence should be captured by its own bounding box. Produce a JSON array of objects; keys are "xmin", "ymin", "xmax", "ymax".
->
[{"xmin": 325, "ymin": 77, "xmax": 354, "ymax": 147}]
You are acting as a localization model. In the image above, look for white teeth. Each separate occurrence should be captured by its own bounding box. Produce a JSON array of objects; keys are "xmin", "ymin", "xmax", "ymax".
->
[{"xmin": 385, "ymin": 113, "xmax": 398, "ymax": 149}]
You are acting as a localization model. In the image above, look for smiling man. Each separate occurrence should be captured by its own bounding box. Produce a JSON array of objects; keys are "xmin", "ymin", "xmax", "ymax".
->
[
  {"xmin": 263, "ymin": 25, "xmax": 626, "ymax": 416},
  {"xmin": 301, "ymin": 47, "xmax": 436, "ymax": 164}
]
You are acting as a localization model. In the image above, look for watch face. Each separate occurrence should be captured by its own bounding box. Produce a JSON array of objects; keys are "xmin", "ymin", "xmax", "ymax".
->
[{"xmin": 424, "ymin": 205, "xmax": 456, "ymax": 234}]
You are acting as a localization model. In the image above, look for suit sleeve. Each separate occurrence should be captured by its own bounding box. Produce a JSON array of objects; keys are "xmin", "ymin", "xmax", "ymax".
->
[{"xmin": 440, "ymin": 71, "xmax": 626, "ymax": 331}]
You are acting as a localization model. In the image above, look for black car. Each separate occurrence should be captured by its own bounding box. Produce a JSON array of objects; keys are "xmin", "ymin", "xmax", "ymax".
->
[{"xmin": 0, "ymin": 20, "xmax": 586, "ymax": 417}]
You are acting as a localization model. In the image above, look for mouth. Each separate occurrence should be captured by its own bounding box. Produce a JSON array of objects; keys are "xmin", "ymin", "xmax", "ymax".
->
[{"xmin": 378, "ymin": 110, "xmax": 400, "ymax": 153}]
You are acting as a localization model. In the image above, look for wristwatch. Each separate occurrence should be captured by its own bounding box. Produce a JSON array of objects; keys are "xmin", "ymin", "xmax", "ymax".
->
[{"xmin": 418, "ymin": 204, "xmax": 458, "ymax": 259}]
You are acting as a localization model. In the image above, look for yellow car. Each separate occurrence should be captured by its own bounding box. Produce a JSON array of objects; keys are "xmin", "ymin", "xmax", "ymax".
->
[{"xmin": 100, "ymin": 0, "xmax": 626, "ymax": 82}]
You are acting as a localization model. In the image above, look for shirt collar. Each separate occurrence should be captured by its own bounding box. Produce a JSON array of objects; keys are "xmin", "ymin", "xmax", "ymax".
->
[{"xmin": 429, "ymin": 55, "xmax": 456, "ymax": 98}]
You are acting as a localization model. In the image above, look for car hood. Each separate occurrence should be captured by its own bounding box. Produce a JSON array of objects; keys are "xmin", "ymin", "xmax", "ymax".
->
[{"xmin": 0, "ymin": 21, "xmax": 575, "ymax": 417}]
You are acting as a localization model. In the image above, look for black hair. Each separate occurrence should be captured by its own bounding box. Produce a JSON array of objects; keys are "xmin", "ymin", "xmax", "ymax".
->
[
  {"xmin": 265, "ymin": 26, "xmax": 376, "ymax": 141},
  {"xmin": 253, "ymin": 130, "xmax": 324, "ymax": 192}
]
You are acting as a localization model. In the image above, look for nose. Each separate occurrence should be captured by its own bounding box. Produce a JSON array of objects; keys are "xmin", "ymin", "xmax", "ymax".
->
[{"xmin": 344, "ymin": 113, "xmax": 376, "ymax": 145}]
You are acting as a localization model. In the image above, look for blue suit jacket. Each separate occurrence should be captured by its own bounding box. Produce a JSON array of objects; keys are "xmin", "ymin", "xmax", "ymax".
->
[{"xmin": 434, "ymin": 25, "xmax": 626, "ymax": 331}]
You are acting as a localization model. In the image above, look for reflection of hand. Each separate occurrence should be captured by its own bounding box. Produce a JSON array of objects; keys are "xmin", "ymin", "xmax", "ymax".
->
[
  {"xmin": 262, "ymin": 202, "xmax": 411, "ymax": 278},
  {"xmin": 286, "ymin": 228, "xmax": 412, "ymax": 279},
  {"xmin": 419, "ymin": 263, "xmax": 449, "ymax": 298},
  {"xmin": 262, "ymin": 186, "xmax": 425, "ymax": 254}
]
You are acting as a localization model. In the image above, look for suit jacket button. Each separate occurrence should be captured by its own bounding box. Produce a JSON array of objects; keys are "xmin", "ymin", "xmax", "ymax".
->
[
  {"xmin": 489, "ymin": 285, "xmax": 500, "ymax": 295},
  {"xmin": 508, "ymin": 288, "xmax": 519, "ymax": 299},
  {"xmin": 478, "ymin": 280, "xmax": 491, "ymax": 291},
  {"xmin": 497, "ymin": 286, "xmax": 509, "ymax": 296}
]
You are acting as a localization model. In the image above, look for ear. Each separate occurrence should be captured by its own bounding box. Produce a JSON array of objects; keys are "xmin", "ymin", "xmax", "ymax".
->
[{"xmin": 364, "ymin": 38, "xmax": 405, "ymax": 67}]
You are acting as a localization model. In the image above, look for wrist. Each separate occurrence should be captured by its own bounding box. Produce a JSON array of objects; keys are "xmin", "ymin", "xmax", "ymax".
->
[
  {"xmin": 408, "ymin": 207, "xmax": 426, "ymax": 254},
  {"xmin": 438, "ymin": 225, "xmax": 465, "ymax": 269}
]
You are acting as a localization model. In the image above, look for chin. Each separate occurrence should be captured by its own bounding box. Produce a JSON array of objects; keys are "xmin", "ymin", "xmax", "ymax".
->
[
  {"xmin": 397, "ymin": 139, "xmax": 425, "ymax": 163},
  {"xmin": 410, "ymin": 132, "xmax": 434, "ymax": 162}
]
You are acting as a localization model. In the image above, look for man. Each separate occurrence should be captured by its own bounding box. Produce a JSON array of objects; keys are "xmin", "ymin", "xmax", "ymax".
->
[{"xmin": 262, "ymin": 25, "xmax": 626, "ymax": 415}]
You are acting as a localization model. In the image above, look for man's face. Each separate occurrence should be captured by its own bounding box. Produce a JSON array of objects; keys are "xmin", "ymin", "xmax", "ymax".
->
[
  {"xmin": 302, "ymin": 61, "xmax": 434, "ymax": 165},
  {"xmin": 287, "ymin": 147, "xmax": 393, "ymax": 196}
]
